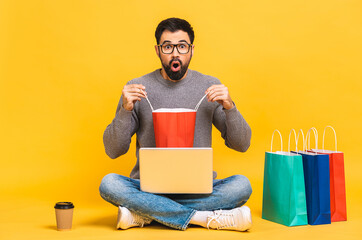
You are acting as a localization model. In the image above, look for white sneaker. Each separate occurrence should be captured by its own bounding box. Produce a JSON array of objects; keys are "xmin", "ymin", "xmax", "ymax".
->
[
  {"xmin": 116, "ymin": 206, "xmax": 152, "ymax": 230},
  {"xmin": 206, "ymin": 206, "xmax": 252, "ymax": 231}
]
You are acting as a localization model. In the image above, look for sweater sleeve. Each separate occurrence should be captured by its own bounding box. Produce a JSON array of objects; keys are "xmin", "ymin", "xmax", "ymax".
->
[
  {"xmin": 103, "ymin": 95, "xmax": 139, "ymax": 159},
  {"xmin": 212, "ymin": 103, "xmax": 252, "ymax": 152}
]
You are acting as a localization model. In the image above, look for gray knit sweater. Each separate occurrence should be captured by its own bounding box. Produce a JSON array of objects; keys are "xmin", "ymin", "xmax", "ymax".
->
[{"xmin": 103, "ymin": 69, "xmax": 252, "ymax": 179}]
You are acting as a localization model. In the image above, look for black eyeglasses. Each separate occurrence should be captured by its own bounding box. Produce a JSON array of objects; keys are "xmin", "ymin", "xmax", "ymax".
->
[{"xmin": 157, "ymin": 42, "xmax": 192, "ymax": 54}]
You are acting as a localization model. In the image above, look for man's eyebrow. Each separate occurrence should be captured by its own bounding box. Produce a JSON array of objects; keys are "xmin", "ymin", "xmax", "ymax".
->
[
  {"xmin": 161, "ymin": 40, "xmax": 189, "ymax": 44},
  {"xmin": 161, "ymin": 40, "xmax": 171, "ymax": 44}
]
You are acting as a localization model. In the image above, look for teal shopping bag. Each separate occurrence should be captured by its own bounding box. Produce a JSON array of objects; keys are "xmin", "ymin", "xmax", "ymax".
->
[{"xmin": 262, "ymin": 130, "xmax": 308, "ymax": 226}]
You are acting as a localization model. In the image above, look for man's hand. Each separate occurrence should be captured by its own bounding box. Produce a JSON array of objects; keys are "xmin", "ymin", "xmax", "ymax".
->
[
  {"xmin": 205, "ymin": 84, "xmax": 234, "ymax": 110},
  {"xmin": 122, "ymin": 84, "xmax": 147, "ymax": 111}
]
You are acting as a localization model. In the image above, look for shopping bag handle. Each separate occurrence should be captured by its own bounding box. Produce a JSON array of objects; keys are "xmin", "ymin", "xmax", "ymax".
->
[
  {"xmin": 141, "ymin": 90, "xmax": 154, "ymax": 112},
  {"xmin": 288, "ymin": 129, "xmax": 297, "ymax": 153},
  {"xmin": 296, "ymin": 129, "xmax": 305, "ymax": 152},
  {"xmin": 141, "ymin": 90, "xmax": 207, "ymax": 112},
  {"xmin": 305, "ymin": 127, "xmax": 318, "ymax": 150},
  {"xmin": 322, "ymin": 125, "xmax": 338, "ymax": 152},
  {"xmin": 194, "ymin": 93, "xmax": 208, "ymax": 111},
  {"xmin": 271, "ymin": 129, "xmax": 283, "ymax": 152}
]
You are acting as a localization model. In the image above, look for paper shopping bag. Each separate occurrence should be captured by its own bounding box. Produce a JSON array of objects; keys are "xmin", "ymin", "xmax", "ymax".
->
[
  {"xmin": 152, "ymin": 109, "xmax": 196, "ymax": 147},
  {"xmin": 292, "ymin": 128, "xmax": 331, "ymax": 225},
  {"xmin": 143, "ymin": 91, "xmax": 207, "ymax": 148},
  {"xmin": 310, "ymin": 126, "xmax": 347, "ymax": 222},
  {"xmin": 262, "ymin": 130, "xmax": 308, "ymax": 226}
]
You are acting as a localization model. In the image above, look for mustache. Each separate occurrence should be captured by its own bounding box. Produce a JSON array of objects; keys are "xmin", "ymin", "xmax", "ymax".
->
[{"xmin": 169, "ymin": 58, "xmax": 182, "ymax": 66}]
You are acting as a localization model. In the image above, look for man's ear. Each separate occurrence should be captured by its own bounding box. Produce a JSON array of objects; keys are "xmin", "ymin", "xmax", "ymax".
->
[
  {"xmin": 155, "ymin": 45, "xmax": 159, "ymax": 57},
  {"xmin": 191, "ymin": 44, "xmax": 195, "ymax": 57}
]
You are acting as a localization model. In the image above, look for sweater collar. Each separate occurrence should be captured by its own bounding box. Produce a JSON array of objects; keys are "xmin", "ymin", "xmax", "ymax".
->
[{"xmin": 154, "ymin": 68, "xmax": 194, "ymax": 87}]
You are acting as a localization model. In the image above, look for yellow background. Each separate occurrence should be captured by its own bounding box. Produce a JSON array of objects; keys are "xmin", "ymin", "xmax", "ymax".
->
[{"xmin": 1, "ymin": 0, "xmax": 361, "ymax": 239}]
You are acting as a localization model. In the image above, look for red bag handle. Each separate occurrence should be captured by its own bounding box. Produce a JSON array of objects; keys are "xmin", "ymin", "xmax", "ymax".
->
[{"xmin": 322, "ymin": 126, "xmax": 338, "ymax": 152}]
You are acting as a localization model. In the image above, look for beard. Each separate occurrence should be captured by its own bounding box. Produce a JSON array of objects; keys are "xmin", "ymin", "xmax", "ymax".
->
[{"xmin": 160, "ymin": 55, "xmax": 192, "ymax": 81}]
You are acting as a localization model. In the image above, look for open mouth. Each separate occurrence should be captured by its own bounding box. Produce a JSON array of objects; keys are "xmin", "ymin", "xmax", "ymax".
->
[{"xmin": 171, "ymin": 61, "xmax": 181, "ymax": 72}]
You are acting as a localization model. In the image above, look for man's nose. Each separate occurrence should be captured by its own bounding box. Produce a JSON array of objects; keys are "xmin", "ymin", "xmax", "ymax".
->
[{"xmin": 171, "ymin": 46, "xmax": 180, "ymax": 57}]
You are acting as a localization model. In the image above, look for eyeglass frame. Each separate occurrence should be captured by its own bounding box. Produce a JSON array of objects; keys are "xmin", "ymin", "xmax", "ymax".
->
[{"xmin": 157, "ymin": 42, "xmax": 193, "ymax": 54}]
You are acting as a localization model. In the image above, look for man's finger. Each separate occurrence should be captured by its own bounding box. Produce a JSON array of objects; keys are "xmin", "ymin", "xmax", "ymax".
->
[
  {"xmin": 126, "ymin": 87, "xmax": 146, "ymax": 94},
  {"xmin": 127, "ymin": 93, "xmax": 146, "ymax": 98},
  {"xmin": 207, "ymin": 88, "xmax": 224, "ymax": 95},
  {"xmin": 205, "ymin": 84, "xmax": 225, "ymax": 94},
  {"xmin": 210, "ymin": 93, "xmax": 228, "ymax": 102},
  {"xmin": 127, "ymin": 84, "xmax": 145, "ymax": 89},
  {"xmin": 207, "ymin": 92, "xmax": 219, "ymax": 101},
  {"xmin": 128, "ymin": 96, "xmax": 142, "ymax": 103},
  {"xmin": 207, "ymin": 89, "xmax": 224, "ymax": 100},
  {"xmin": 125, "ymin": 89, "xmax": 147, "ymax": 98},
  {"xmin": 209, "ymin": 93, "xmax": 221, "ymax": 102}
]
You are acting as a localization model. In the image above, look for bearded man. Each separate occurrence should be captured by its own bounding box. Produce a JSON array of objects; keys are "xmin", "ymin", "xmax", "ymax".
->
[{"xmin": 100, "ymin": 17, "xmax": 253, "ymax": 232}]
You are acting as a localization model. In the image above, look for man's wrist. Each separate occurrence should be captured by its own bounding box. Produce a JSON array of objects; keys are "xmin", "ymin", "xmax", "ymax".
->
[
  {"xmin": 223, "ymin": 101, "xmax": 235, "ymax": 110},
  {"xmin": 122, "ymin": 103, "xmax": 133, "ymax": 112}
]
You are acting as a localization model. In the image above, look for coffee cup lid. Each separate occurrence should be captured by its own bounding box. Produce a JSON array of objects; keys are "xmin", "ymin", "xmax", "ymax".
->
[{"xmin": 54, "ymin": 202, "xmax": 74, "ymax": 209}]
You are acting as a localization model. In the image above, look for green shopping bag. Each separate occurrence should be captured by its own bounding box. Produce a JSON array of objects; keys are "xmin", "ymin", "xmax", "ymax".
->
[{"xmin": 262, "ymin": 130, "xmax": 308, "ymax": 226}]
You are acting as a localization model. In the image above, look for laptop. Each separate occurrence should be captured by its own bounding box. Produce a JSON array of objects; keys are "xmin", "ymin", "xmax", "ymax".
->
[{"xmin": 139, "ymin": 148, "xmax": 213, "ymax": 194}]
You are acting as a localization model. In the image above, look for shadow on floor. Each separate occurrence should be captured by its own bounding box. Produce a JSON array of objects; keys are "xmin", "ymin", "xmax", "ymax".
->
[
  {"xmin": 42, "ymin": 225, "xmax": 57, "ymax": 230},
  {"xmin": 81, "ymin": 214, "xmax": 117, "ymax": 229},
  {"xmin": 80, "ymin": 214, "xmax": 175, "ymax": 231},
  {"xmin": 255, "ymin": 209, "xmax": 262, "ymax": 217}
]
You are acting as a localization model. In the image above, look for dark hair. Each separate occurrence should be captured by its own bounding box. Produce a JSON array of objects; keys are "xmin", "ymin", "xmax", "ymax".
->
[{"xmin": 155, "ymin": 18, "xmax": 195, "ymax": 44}]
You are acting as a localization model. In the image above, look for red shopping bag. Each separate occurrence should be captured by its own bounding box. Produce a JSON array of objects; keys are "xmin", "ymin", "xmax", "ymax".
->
[
  {"xmin": 309, "ymin": 126, "xmax": 347, "ymax": 222},
  {"xmin": 143, "ymin": 91, "xmax": 207, "ymax": 148},
  {"xmin": 153, "ymin": 109, "xmax": 196, "ymax": 147}
]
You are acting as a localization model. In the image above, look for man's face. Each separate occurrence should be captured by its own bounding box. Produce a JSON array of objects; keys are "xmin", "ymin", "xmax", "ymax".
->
[{"xmin": 155, "ymin": 30, "xmax": 194, "ymax": 81}]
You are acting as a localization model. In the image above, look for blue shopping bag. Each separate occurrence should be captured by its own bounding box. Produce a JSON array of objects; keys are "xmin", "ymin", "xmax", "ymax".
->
[{"xmin": 292, "ymin": 128, "xmax": 331, "ymax": 225}]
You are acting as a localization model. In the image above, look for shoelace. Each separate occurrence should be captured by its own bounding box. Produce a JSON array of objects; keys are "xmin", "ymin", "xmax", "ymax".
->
[
  {"xmin": 129, "ymin": 212, "xmax": 147, "ymax": 227},
  {"xmin": 206, "ymin": 210, "xmax": 236, "ymax": 230}
]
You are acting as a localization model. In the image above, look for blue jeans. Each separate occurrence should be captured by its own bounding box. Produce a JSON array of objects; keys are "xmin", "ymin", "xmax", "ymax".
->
[{"xmin": 99, "ymin": 173, "xmax": 252, "ymax": 230}]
